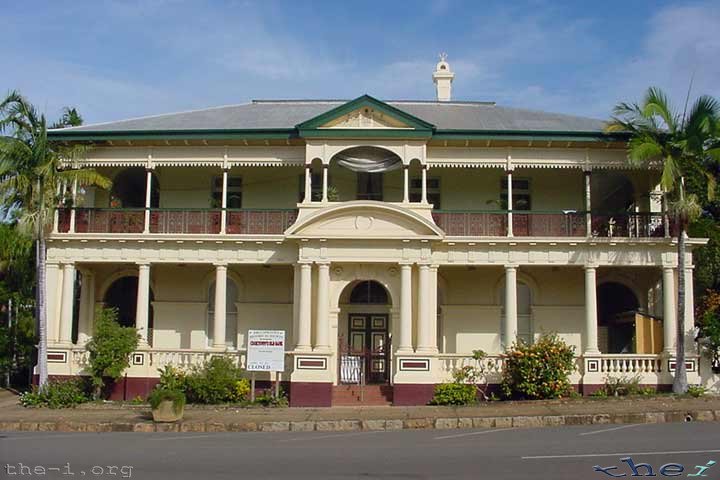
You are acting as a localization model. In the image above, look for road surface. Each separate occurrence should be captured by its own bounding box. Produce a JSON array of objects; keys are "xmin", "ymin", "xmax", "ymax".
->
[{"xmin": 2, "ymin": 421, "xmax": 719, "ymax": 479}]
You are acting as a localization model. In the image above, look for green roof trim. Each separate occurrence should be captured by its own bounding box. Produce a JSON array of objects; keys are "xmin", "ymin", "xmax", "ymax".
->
[
  {"xmin": 296, "ymin": 94, "xmax": 435, "ymax": 132},
  {"xmin": 432, "ymin": 129, "xmax": 630, "ymax": 142}
]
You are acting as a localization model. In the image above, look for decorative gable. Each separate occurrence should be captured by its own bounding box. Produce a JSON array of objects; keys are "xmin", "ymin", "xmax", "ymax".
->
[{"xmin": 296, "ymin": 95, "xmax": 434, "ymax": 139}]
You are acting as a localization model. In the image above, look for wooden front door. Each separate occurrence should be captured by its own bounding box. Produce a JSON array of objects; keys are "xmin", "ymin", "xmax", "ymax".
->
[{"xmin": 348, "ymin": 314, "xmax": 390, "ymax": 384}]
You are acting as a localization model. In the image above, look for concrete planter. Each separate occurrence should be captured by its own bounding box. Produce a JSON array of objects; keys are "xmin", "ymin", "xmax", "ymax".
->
[{"xmin": 152, "ymin": 400, "xmax": 184, "ymax": 423}]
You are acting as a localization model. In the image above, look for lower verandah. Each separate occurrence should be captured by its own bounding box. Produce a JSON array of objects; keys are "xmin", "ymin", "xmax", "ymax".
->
[{"xmin": 43, "ymin": 261, "xmax": 701, "ymax": 404}]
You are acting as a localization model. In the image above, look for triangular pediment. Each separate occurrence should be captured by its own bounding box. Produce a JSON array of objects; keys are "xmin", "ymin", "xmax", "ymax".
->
[
  {"xmin": 286, "ymin": 202, "xmax": 444, "ymax": 240},
  {"xmin": 296, "ymin": 95, "xmax": 434, "ymax": 137}
]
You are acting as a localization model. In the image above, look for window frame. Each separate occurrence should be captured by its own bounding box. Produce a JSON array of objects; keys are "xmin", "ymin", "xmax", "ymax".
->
[{"xmin": 500, "ymin": 177, "xmax": 531, "ymax": 211}]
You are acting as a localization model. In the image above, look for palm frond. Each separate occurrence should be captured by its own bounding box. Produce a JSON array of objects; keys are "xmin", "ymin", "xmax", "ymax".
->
[
  {"xmin": 642, "ymin": 87, "xmax": 677, "ymax": 132},
  {"xmin": 660, "ymin": 155, "xmax": 680, "ymax": 192}
]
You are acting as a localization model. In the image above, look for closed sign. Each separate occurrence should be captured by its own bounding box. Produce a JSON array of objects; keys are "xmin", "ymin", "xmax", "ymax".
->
[{"xmin": 246, "ymin": 330, "xmax": 286, "ymax": 372}]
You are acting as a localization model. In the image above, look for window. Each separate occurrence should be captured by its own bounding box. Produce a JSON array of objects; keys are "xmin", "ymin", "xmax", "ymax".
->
[
  {"xmin": 357, "ymin": 172, "xmax": 383, "ymax": 201},
  {"xmin": 410, "ymin": 177, "xmax": 441, "ymax": 209},
  {"xmin": 212, "ymin": 176, "xmax": 242, "ymax": 209},
  {"xmin": 500, "ymin": 177, "xmax": 531, "ymax": 210},
  {"xmin": 299, "ymin": 173, "xmax": 323, "ymax": 202},
  {"xmin": 207, "ymin": 279, "xmax": 239, "ymax": 349}
]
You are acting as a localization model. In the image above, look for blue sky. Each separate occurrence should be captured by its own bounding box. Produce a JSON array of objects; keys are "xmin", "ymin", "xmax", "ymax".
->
[{"xmin": 3, "ymin": 0, "xmax": 720, "ymax": 124}]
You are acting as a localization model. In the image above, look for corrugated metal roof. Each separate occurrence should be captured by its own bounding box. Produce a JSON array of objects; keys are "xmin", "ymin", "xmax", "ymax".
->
[{"xmin": 51, "ymin": 100, "xmax": 607, "ymax": 133}]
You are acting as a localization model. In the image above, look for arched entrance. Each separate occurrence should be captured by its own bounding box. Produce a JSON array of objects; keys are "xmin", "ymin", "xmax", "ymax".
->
[
  {"xmin": 340, "ymin": 280, "xmax": 392, "ymax": 384},
  {"xmin": 103, "ymin": 276, "xmax": 155, "ymax": 337},
  {"xmin": 597, "ymin": 282, "xmax": 640, "ymax": 353}
]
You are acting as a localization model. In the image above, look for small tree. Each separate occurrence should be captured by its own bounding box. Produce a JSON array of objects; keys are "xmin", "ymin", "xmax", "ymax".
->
[
  {"xmin": 85, "ymin": 308, "xmax": 139, "ymax": 399},
  {"xmin": 501, "ymin": 333, "xmax": 576, "ymax": 400}
]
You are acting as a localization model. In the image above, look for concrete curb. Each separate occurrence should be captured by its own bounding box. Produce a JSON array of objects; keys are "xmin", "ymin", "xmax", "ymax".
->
[{"xmin": 1, "ymin": 409, "xmax": 718, "ymax": 433}]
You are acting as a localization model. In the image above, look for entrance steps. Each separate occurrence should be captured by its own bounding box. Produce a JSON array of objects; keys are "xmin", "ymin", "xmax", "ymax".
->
[{"xmin": 332, "ymin": 384, "xmax": 393, "ymax": 406}]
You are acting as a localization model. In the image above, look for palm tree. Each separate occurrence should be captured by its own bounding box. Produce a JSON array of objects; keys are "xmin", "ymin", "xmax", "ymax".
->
[
  {"xmin": 607, "ymin": 87, "xmax": 720, "ymax": 393},
  {"xmin": 0, "ymin": 91, "xmax": 110, "ymax": 387}
]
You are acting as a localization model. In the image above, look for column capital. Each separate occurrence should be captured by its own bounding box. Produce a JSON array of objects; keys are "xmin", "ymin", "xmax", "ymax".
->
[
  {"xmin": 212, "ymin": 262, "xmax": 228, "ymax": 268},
  {"xmin": 399, "ymin": 262, "xmax": 413, "ymax": 269},
  {"xmin": 584, "ymin": 264, "xmax": 598, "ymax": 271},
  {"xmin": 298, "ymin": 260, "xmax": 313, "ymax": 267},
  {"xmin": 136, "ymin": 261, "xmax": 151, "ymax": 268},
  {"xmin": 504, "ymin": 264, "xmax": 518, "ymax": 271},
  {"xmin": 662, "ymin": 265, "xmax": 676, "ymax": 272},
  {"xmin": 315, "ymin": 261, "xmax": 331, "ymax": 267},
  {"xmin": 62, "ymin": 262, "xmax": 76, "ymax": 270}
]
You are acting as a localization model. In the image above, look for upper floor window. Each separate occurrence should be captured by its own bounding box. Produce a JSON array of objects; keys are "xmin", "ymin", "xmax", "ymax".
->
[
  {"xmin": 212, "ymin": 176, "xmax": 242, "ymax": 208},
  {"xmin": 410, "ymin": 177, "xmax": 441, "ymax": 209},
  {"xmin": 299, "ymin": 173, "xmax": 323, "ymax": 202},
  {"xmin": 357, "ymin": 172, "xmax": 383, "ymax": 201},
  {"xmin": 500, "ymin": 177, "xmax": 531, "ymax": 210}
]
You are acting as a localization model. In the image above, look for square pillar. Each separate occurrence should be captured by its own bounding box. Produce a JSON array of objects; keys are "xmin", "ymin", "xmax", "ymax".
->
[
  {"xmin": 314, "ymin": 262, "xmax": 330, "ymax": 351},
  {"xmin": 584, "ymin": 266, "xmax": 600, "ymax": 354},
  {"xmin": 506, "ymin": 170, "xmax": 514, "ymax": 237},
  {"xmin": 584, "ymin": 170, "xmax": 592, "ymax": 236},
  {"xmin": 220, "ymin": 168, "xmax": 228, "ymax": 234},
  {"xmin": 303, "ymin": 166, "xmax": 312, "ymax": 203},
  {"xmin": 421, "ymin": 166, "xmax": 428, "ymax": 204},
  {"xmin": 77, "ymin": 271, "xmax": 95, "ymax": 345},
  {"xmin": 45, "ymin": 263, "xmax": 61, "ymax": 343},
  {"xmin": 59, "ymin": 263, "xmax": 76, "ymax": 345},
  {"xmin": 321, "ymin": 165, "xmax": 329, "ymax": 202},
  {"xmin": 403, "ymin": 165, "xmax": 409, "ymax": 203},
  {"xmin": 143, "ymin": 169, "xmax": 152, "ymax": 234},
  {"xmin": 503, "ymin": 265, "xmax": 518, "ymax": 349}
]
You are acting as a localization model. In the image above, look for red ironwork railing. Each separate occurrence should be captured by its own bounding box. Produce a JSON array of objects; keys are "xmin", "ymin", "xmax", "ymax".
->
[
  {"xmin": 432, "ymin": 211, "xmax": 507, "ymax": 236},
  {"xmin": 226, "ymin": 209, "xmax": 298, "ymax": 235},
  {"xmin": 74, "ymin": 208, "xmax": 145, "ymax": 233},
  {"xmin": 149, "ymin": 209, "xmax": 221, "ymax": 234},
  {"xmin": 590, "ymin": 213, "xmax": 672, "ymax": 238},
  {"xmin": 512, "ymin": 212, "xmax": 587, "ymax": 237}
]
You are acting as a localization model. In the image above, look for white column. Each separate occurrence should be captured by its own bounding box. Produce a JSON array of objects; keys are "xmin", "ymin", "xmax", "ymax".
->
[
  {"xmin": 136, "ymin": 263, "xmax": 151, "ymax": 346},
  {"xmin": 291, "ymin": 264, "xmax": 300, "ymax": 348},
  {"xmin": 584, "ymin": 171, "xmax": 592, "ymax": 236},
  {"xmin": 503, "ymin": 265, "xmax": 518, "ymax": 349},
  {"xmin": 220, "ymin": 169, "xmax": 228, "ymax": 234},
  {"xmin": 315, "ymin": 262, "xmax": 330, "ymax": 350},
  {"xmin": 303, "ymin": 165, "xmax": 312, "ymax": 203},
  {"xmin": 52, "ymin": 183, "xmax": 62, "ymax": 233},
  {"xmin": 417, "ymin": 265, "xmax": 438, "ymax": 353},
  {"xmin": 143, "ymin": 169, "xmax": 152, "ymax": 233},
  {"xmin": 584, "ymin": 266, "xmax": 600, "ymax": 354},
  {"xmin": 506, "ymin": 170, "xmax": 514, "ymax": 237},
  {"xmin": 45, "ymin": 263, "xmax": 61, "ymax": 342},
  {"xmin": 69, "ymin": 178, "xmax": 78, "ymax": 233},
  {"xmin": 398, "ymin": 264, "xmax": 413, "ymax": 352},
  {"xmin": 212, "ymin": 264, "xmax": 227, "ymax": 349},
  {"xmin": 663, "ymin": 267, "xmax": 677, "ymax": 354},
  {"xmin": 421, "ymin": 166, "xmax": 428, "ymax": 204},
  {"xmin": 59, "ymin": 263, "xmax": 76, "ymax": 344},
  {"xmin": 684, "ymin": 266, "xmax": 695, "ymax": 352},
  {"xmin": 403, "ymin": 166, "xmax": 410, "ymax": 203},
  {"xmin": 296, "ymin": 262, "xmax": 312, "ymax": 351},
  {"xmin": 77, "ymin": 271, "xmax": 95, "ymax": 344},
  {"xmin": 321, "ymin": 165, "xmax": 328, "ymax": 202}
]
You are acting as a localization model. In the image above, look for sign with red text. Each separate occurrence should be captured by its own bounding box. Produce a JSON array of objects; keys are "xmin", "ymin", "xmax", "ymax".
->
[{"xmin": 246, "ymin": 330, "xmax": 286, "ymax": 372}]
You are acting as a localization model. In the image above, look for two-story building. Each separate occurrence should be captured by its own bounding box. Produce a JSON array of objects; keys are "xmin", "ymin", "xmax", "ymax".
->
[{"xmin": 44, "ymin": 59, "xmax": 713, "ymax": 406}]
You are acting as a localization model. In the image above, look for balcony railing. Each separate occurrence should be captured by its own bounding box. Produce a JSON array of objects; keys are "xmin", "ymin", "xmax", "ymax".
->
[
  {"xmin": 226, "ymin": 209, "xmax": 298, "ymax": 235},
  {"xmin": 591, "ymin": 213, "xmax": 672, "ymax": 238},
  {"xmin": 57, "ymin": 208, "xmax": 298, "ymax": 235},
  {"xmin": 513, "ymin": 211, "xmax": 587, "ymax": 237},
  {"xmin": 150, "ymin": 209, "xmax": 221, "ymax": 234},
  {"xmin": 432, "ymin": 211, "xmax": 507, "ymax": 236}
]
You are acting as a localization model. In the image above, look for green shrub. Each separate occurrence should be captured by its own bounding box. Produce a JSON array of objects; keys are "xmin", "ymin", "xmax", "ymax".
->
[
  {"xmin": 430, "ymin": 383, "xmax": 478, "ymax": 406},
  {"xmin": 148, "ymin": 387, "xmax": 186, "ymax": 414},
  {"xmin": 85, "ymin": 308, "xmax": 140, "ymax": 399},
  {"xmin": 184, "ymin": 356, "xmax": 244, "ymax": 404},
  {"xmin": 687, "ymin": 385, "xmax": 707, "ymax": 398},
  {"xmin": 234, "ymin": 378, "xmax": 251, "ymax": 402},
  {"xmin": 253, "ymin": 389, "xmax": 288, "ymax": 407},
  {"xmin": 602, "ymin": 374, "xmax": 642, "ymax": 396},
  {"xmin": 157, "ymin": 365, "xmax": 186, "ymax": 392},
  {"xmin": 19, "ymin": 378, "xmax": 89, "ymax": 408},
  {"xmin": 501, "ymin": 333, "xmax": 576, "ymax": 400}
]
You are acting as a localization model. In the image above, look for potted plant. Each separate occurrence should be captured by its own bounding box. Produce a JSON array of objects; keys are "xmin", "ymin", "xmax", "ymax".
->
[{"xmin": 148, "ymin": 387, "xmax": 186, "ymax": 422}]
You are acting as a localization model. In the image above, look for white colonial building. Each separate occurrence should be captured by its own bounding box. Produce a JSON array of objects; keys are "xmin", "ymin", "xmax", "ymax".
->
[{"xmin": 43, "ymin": 60, "xmax": 714, "ymax": 406}]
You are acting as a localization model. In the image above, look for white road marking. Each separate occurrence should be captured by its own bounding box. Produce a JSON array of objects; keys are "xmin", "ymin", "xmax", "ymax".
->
[
  {"xmin": 579, "ymin": 424, "xmax": 642, "ymax": 436},
  {"xmin": 435, "ymin": 428, "xmax": 516, "ymax": 440},
  {"xmin": 522, "ymin": 449, "xmax": 720, "ymax": 460},
  {"xmin": 279, "ymin": 431, "xmax": 383, "ymax": 442}
]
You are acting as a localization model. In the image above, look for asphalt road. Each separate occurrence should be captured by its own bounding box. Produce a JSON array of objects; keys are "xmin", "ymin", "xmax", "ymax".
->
[{"xmin": 2, "ymin": 422, "xmax": 719, "ymax": 479}]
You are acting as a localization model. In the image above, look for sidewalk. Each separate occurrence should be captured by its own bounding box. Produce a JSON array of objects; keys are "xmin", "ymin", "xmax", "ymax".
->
[{"xmin": 1, "ymin": 389, "xmax": 718, "ymax": 433}]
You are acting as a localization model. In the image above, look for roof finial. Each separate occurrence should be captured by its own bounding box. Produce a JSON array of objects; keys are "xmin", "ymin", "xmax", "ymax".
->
[{"xmin": 432, "ymin": 53, "xmax": 455, "ymax": 102}]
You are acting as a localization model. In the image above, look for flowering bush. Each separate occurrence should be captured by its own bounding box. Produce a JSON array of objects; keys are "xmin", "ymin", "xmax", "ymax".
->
[
  {"xmin": 19, "ymin": 378, "xmax": 89, "ymax": 409},
  {"xmin": 501, "ymin": 333, "xmax": 576, "ymax": 400}
]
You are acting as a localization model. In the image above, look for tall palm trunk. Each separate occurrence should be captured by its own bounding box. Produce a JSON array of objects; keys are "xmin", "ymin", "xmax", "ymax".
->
[
  {"xmin": 36, "ymin": 236, "xmax": 48, "ymax": 387},
  {"xmin": 672, "ymin": 219, "xmax": 688, "ymax": 394}
]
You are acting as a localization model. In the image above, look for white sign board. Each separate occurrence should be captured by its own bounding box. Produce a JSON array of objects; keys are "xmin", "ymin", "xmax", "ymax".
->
[{"xmin": 246, "ymin": 330, "xmax": 286, "ymax": 372}]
